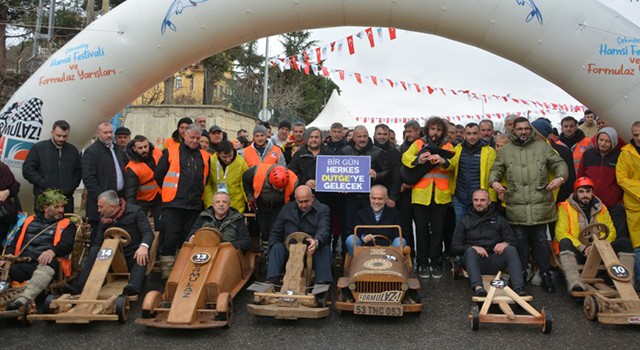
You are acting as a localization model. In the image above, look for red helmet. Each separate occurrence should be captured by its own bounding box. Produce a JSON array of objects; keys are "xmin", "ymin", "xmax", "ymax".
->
[
  {"xmin": 269, "ymin": 166, "xmax": 290, "ymax": 190},
  {"xmin": 574, "ymin": 176, "xmax": 595, "ymax": 192}
]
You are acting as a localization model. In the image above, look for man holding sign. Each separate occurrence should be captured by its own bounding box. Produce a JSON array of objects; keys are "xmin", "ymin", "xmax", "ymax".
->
[{"xmin": 338, "ymin": 125, "xmax": 389, "ymax": 256}]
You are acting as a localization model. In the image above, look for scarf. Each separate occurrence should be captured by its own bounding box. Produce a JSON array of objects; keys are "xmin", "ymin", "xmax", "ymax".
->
[{"xmin": 101, "ymin": 198, "xmax": 126, "ymax": 224}]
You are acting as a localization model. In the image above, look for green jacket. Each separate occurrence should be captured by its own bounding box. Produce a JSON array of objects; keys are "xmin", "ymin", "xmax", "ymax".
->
[{"xmin": 488, "ymin": 129, "xmax": 568, "ymax": 225}]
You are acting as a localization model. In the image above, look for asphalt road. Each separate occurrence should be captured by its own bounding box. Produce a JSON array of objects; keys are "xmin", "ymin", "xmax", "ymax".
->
[{"xmin": 1, "ymin": 267, "xmax": 638, "ymax": 350}]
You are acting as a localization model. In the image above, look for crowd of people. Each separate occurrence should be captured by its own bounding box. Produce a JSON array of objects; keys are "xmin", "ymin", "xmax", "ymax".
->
[{"xmin": 1, "ymin": 109, "xmax": 639, "ymax": 309}]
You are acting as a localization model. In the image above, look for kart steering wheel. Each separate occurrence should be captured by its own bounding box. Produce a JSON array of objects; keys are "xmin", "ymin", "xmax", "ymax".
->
[
  {"xmin": 578, "ymin": 223, "xmax": 609, "ymax": 247},
  {"xmin": 284, "ymin": 232, "xmax": 313, "ymax": 252},
  {"xmin": 104, "ymin": 227, "xmax": 131, "ymax": 247},
  {"xmin": 366, "ymin": 234, "xmax": 392, "ymax": 247},
  {"xmin": 193, "ymin": 227, "xmax": 224, "ymax": 246}
]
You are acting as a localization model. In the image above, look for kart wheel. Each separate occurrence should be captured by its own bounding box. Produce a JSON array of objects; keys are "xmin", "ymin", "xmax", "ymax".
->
[
  {"xmin": 21, "ymin": 302, "xmax": 33, "ymax": 327},
  {"xmin": 541, "ymin": 307, "xmax": 552, "ymax": 334},
  {"xmin": 42, "ymin": 294, "xmax": 58, "ymax": 315},
  {"xmin": 141, "ymin": 290, "xmax": 162, "ymax": 319},
  {"xmin": 404, "ymin": 289, "xmax": 421, "ymax": 304},
  {"xmin": 316, "ymin": 291, "xmax": 329, "ymax": 308},
  {"xmin": 583, "ymin": 295, "xmax": 598, "ymax": 321},
  {"xmin": 215, "ymin": 292, "xmax": 232, "ymax": 327},
  {"xmin": 470, "ymin": 305, "xmax": 480, "ymax": 331},
  {"xmin": 115, "ymin": 294, "xmax": 130, "ymax": 324}
]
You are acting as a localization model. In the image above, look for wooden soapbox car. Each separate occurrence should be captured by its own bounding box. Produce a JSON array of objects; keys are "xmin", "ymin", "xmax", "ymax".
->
[
  {"xmin": 335, "ymin": 225, "xmax": 422, "ymax": 316},
  {"xmin": 136, "ymin": 227, "xmax": 256, "ymax": 328}
]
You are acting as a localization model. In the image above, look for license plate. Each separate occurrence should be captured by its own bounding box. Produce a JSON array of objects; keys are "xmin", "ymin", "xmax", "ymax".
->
[{"xmin": 354, "ymin": 303, "xmax": 403, "ymax": 316}]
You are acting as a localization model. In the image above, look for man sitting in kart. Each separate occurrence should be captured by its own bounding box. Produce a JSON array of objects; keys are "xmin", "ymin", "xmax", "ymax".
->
[
  {"xmin": 3, "ymin": 189, "xmax": 76, "ymax": 310},
  {"xmin": 187, "ymin": 191, "xmax": 251, "ymax": 253},
  {"xmin": 345, "ymin": 185, "xmax": 406, "ymax": 256},
  {"xmin": 266, "ymin": 185, "xmax": 332, "ymax": 285},
  {"xmin": 451, "ymin": 189, "xmax": 526, "ymax": 297},
  {"xmin": 556, "ymin": 177, "xmax": 635, "ymax": 292},
  {"xmin": 73, "ymin": 190, "xmax": 154, "ymax": 297}
]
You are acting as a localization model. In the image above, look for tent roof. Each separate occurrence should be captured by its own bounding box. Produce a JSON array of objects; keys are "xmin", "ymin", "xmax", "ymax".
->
[{"xmin": 308, "ymin": 90, "xmax": 359, "ymax": 130}]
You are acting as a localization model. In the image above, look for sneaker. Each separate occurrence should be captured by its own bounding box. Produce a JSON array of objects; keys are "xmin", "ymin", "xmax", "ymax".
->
[
  {"xmin": 514, "ymin": 287, "xmax": 528, "ymax": 297},
  {"xmin": 430, "ymin": 265, "xmax": 443, "ymax": 279},
  {"xmin": 541, "ymin": 272, "xmax": 556, "ymax": 294},
  {"xmin": 530, "ymin": 270, "xmax": 542, "ymax": 286},
  {"xmin": 474, "ymin": 287, "xmax": 488, "ymax": 297},
  {"xmin": 418, "ymin": 265, "xmax": 430, "ymax": 279}
]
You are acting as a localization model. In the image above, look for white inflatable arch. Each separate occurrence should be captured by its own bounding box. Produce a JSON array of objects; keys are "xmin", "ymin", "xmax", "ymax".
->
[{"xmin": 2, "ymin": 0, "xmax": 640, "ymax": 200}]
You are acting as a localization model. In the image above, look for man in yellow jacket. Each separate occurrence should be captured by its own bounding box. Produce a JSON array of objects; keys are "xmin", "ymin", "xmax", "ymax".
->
[
  {"xmin": 401, "ymin": 116, "xmax": 453, "ymax": 279},
  {"xmin": 203, "ymin": 140, "xmax": 248, "ymax": 213},
  {"xmin": 616, "ymin": 121, "xmax": 640, "ymax": 289},
  {"xmin": 556, "ymin": 177, "xmax": 634, "ymax": 292}
]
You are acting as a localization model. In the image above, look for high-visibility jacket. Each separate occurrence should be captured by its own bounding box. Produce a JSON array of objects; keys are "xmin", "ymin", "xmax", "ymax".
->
[
  {"xmin": 616, "ymin": 143, "xmax": 640, "ymax": 248},
  {"xmin": 164, "ymin": 137, "xmax": 179, "ymax": 150},
  {"xmin": 15, "ymin": 216, "xmax": 72, "ymax": 277},
  {"xmin": 401, "ymin": 138, "xmax": 454, "ymax": 205},
  {"xmin": 449, "ymin": 143, "xmax": 497, "ymax": 202},
  {"xmin": 243, "ymin": 143, "xmax": 284, "ymax": 167},
  {"xmin": 125, "ymin": 148, "xmax": 162, "ymax": 202},
  {"xmin": 570, "ymin": 137, "xmax": 591, "ymax": 174},
  {"xmin": 161, "ymin": 145, "xmax": 210, "ymax": 203},
  {"xmin": 253, "ymin": 163, "xmax": 297, "ymax": 204},
  {"xmin": 554, "ymin": 197, "xmax": 615, "ymax": 254}
]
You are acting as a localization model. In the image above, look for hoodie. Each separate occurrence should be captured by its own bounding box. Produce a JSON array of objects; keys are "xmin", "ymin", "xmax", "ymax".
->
[{"xmin": 577, "ymin": 127, "xmax": 623, "ymax": 207}]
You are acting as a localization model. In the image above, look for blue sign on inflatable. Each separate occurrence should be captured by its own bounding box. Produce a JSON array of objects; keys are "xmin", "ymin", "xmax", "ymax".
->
[{"xmin": 315, "ymin": 155, "xmax": 371, "ymax": 193}]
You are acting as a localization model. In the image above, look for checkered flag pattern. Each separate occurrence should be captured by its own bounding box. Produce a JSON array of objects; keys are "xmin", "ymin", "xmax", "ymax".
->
[{"xmin": 0, "ymin": 98, "xmax": 44, "ymax": 125}]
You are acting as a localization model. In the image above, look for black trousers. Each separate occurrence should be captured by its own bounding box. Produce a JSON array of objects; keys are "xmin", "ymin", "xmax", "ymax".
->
[
  {"xmin": 160, "ymin": 207, "xmax": 200, "ymax": 256},
  {"xmin": 462, "ymin": 246, "xmax": 524, "ymax": 290},
  {"xmin": 9, "ymin": 260, "xmax": 59, "ymax": 282},
  {"xmin": 558, "ymin": 237, "xmax": 633, "ymax": 264},
  {"xmin": 412, "ymin": 202, "xmax": 447, "ymax": 268},
  {"xmin": 256, "ymin": 205, "xmax": 283, "ymax": 243},
  {"xmin": 397, "ymin": 190, "xmax": 415, "ymax": 257}
]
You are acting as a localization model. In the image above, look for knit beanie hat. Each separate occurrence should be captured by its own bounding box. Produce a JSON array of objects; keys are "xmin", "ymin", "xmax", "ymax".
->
[{"xmin": 531, "ymin": 118, "xmax": 552, "ymax": 138}]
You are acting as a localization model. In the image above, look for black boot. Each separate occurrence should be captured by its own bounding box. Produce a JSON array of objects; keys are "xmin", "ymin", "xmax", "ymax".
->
[{"xmin": 541, "ymin": 271, "xmax": 555, "ymax": 293}]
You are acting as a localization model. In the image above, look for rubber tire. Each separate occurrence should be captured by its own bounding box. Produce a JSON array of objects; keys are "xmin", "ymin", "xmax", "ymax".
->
[
  {"xmin": 115, "ymin": 294, "xmax": 130, "ymax": 324},
  {"xmin": 541, "ymin": 306, "xmax": 553, "ymax": 334},
  {"xmin": 22, "ymin": 303, "xmax": 32, "ymax": 327},
  {"xmin": 471, "ymin": 305, "xmax": 480, "ymax": 331},
  {"xmin": 42, "ymin": 294, "xmax": 57, "ymax": 315},
  {"xmin": 140, "ymin": 290, "xmax": 161, "ymax": 319}
]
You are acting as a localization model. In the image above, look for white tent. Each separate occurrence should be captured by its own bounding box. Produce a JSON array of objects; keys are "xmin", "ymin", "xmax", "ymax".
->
[{"xmin": 308, "ymin": 90, "xmax": 359, "ymax": 130}]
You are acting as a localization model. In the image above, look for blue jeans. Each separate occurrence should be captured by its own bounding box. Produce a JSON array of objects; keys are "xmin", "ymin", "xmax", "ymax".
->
[
  {"xmin": 512, "ymin": 224, "xmax": 550, "ymax": 274},
  {"xmin": 345, "ymin": 235, "xmax": 405, "ymax": 256},
  {"xmin": 452, "ymin": 196, "xmax": 471, "ymax": 224}
]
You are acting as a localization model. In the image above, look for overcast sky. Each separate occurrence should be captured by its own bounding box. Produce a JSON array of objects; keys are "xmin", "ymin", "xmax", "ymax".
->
[{"xmin": 259, "ymin": 0, "xmax": 640, "ymax": 134}]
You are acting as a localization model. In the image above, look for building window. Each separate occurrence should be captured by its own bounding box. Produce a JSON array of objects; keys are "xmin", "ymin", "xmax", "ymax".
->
[
  {"xmin": 175, "ymin": 76, "xmax": 182, "ymax": 89},
  {"xmin": 191, "ymin": 76, "xmax": 195, "ymax": 91}
]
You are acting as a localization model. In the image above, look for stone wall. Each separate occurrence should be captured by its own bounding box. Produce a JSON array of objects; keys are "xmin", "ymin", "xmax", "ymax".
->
[{"xmin": 123, "ymin": 105, "xmax": 262, "ymax": 144}]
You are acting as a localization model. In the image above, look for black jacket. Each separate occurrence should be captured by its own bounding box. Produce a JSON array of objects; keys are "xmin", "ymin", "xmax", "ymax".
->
[
  {"xmin": 7, "ymin": 213, "xmax": 76, "ymax": 261},
  {"xmin": 22, "ymin": 139, "xmax": 82, "ymax": 199},
  {"xmin": 324, "ymin": 137, "xmax": 347, "ymax": 155},
  {"xmin": 375, "ymin": 140, "xmax": 401, "ymax": 200},
  {"xmin": 549, "ymin": 140, "xmax": 576, "ymax": 204},
  {"xmin": 268, "ymin": 199, "xmax": 331, "ymax": 248},
  {"xmin": 95, "ymin": 203, "xmax": 154, "ymax": 256},
  {"xmin": 154, "ymin": 142, "xmax": 209, "ymax": 210},
  {"xmin": 82, "ymin": 140, "xmax": 126, "ymax": 220},
  {"xmin": 288, "ymin": 145, "xmax": 329, "ymax": 186},
  {"xmin": 124, "ymin": 141, "xmax": 161, "ymax": 207},
  {"xmin": 340, "ymin": 137, "xmax": 389, "ymax": 188},
  {"xmin": 187, "ymin": 206, "xmax": 251, "ymax": 253},
  {"xmin": 352, "ymin": 205, "xmax": 402, "ymax": 241},
  {"xmin": 451, "ymin": 205, "xmax": 516, "ymax": 256}
]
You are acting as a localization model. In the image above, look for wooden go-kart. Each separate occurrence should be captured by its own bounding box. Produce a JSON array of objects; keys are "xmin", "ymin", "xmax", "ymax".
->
[
  {"xmin": 336, "ymin": 225, "xmax": 422, "ymax": 316},
  {"xmin": 0, "ymin": 255, "xmax": 36, "ymax": 325},
  {"xmin": 247, "ymin": 232, "xmax": 330, "ymax": 319},
  {"xmin": 29, "ymin": 227, "xmax": 144, "ymax": 324},
  {"xmin": 136, "ymin": 227, "xmax": 256, "ymax": 328},
  {"xmin": 568, "ymin": 223, "xmax": 640, "ymax": 325},
  {"xmin": 469, "ymin": 271, "xmax": 552, "ymax": 333}
]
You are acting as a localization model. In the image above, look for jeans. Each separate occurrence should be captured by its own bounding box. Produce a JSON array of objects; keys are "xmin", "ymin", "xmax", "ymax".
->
[
  {"xmin": 452, "ymin": 196, "xmax": 471, "ymax": 225},
  {"xmin": 512, "ymin": 224, "xmax": 550, "ymax": 274},
  {"xmin": 345, "ymin": 235, "xmax": 405, "ymax": 256}
]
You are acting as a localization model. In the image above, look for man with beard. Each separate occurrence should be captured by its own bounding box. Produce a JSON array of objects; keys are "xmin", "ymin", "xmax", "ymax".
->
[
  {"xmin": 373, "ymin": 123, "xmax": 401, "ymax": 205},
  {"xmin": 578, "ymin": 109, "xmax": 598, "ymax": 139},
  {"xmin": 22, "ymin": 120, "xmax": 81, "ymax": 213},
  {"xmin": 340, "ymin": 125, "xmax": 389, "ymax": 256},
  {"xmin": 203, "ymin": 140, "xmax": 248, "ymax": 213},
  {"xmin": 243, "ymin": 125, "xmax": 285, "ymax": 167},
  {"xmin": 82, "ymin": 121, "xmax": 127, "ymax": 240},
  {"xmin": 164, "ymin": 117, "xmax": 193, "ymax": 149},
  {"xmin": 4, "ymin": 190, "xmax": 76, "ymax": 310},
  {"xmin": 284, "ymin": 122, "xmax": 306, "ymax": 164},
  {"xmin": 125, "ymin": 135, "xmax": 164, "ymax": 241},
  {"xmin": 449, "ymin": 123, "xmax": 497, "ymax": 222},
  {"xmin": 556, "ymin": 177, "xmax": 634, "ymax": 292},
  {"xmin": 489, "ymin": 117, "xmax": 568, "ymax": 293},
  {"xmin": 451, "ymin": 189, "xmax": 525, "ymax": 297},
  {"xmin": 402, "ymin": 117, "xmax": 454, "ymax": 279},
  {"xmin": 396, "ymin": 120, "xmax": 422, "ymax": 257},
  {"xmin": 479, "ymin": 120, "xmax": 496, "ymax": 148},
  {"xmin": 558, "ymin": 116, "xmax": 592, "ymax": 174}
]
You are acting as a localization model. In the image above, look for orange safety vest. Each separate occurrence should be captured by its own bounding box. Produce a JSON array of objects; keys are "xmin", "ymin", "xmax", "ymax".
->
[
  {"xmin": 161, "ymin": 145, "xmax": 210, "ymax": 202},
  {"xmin": 125, "ymin": 148, "xmax": 163, "ymax": 202},
  {"xmin": 571, "ymin": 137, "xmax": 591, "ymax": 173},
  {"xmin": 412, "ymin": 139, "xmax": 453, "ymax": 191},
  {"xmin": 243, "ymin": 144, "xmax": 283, "ymax": 167},
  {"xmin": 253, "ymin": 164, "xmax": 297, "ymax": 204},
  {"xmin": 15, "ymin": 216, "xmax": 72, "ymax": 277}
]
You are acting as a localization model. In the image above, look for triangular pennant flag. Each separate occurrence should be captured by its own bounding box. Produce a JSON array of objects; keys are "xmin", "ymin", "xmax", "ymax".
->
[
  {"xmin": 371, "ymin": 76, "xmax": 378, "ymax": 85},
  {"xmin": 338, "ymin": 70, "xmax": 345, "ymax": 80},
  {"xmin": 303, "ymin": 63, "xmax": 310, "ymax": 75},
  {"xmin": 330, "ymin": 42, "xmax": 336, "ymax": 52},
  {"xmin": 414, "ymin": 84, "xmax": 422, "ymax": 93},
  {"xmin": 365, "ymin": 27, "xmax": 375, "ymax": 47},
  {"xmin": 354, "ymin": 73, "xmax": 362, "ymax": 83},
  {"xmin": 386, "ymin": 79, "xmax": 394, "ymax": 88},
  {"xmin": 303, "ymin": 52, "xmax": 310, "ymax": 67},
  {"xmin": 377, "ymin": 27, "xmax": 384, "ymax": 43},
  {"xmin": 427, "ymin": 86, "xmax": 435, "ymax": 94},
  {"xmin": 315, "ymin": 47, "xmax": 322, "ymax": 63},
  {"xmin": 290, "ymin": 56, "xmax": 298, "ymax": 71},
  {"xmin": 400, "ymin": 81, "xmax": 407, "ymax": 90},
  {"xmin": 356, "ymin": 31, "xmax": 364, "ymax": 39}
]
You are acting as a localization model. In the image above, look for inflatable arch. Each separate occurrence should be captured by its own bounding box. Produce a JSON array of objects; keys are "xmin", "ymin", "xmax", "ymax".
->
[{"xmin": 2, "ymin": 0, "xmax": 640, "ymax": 206}]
